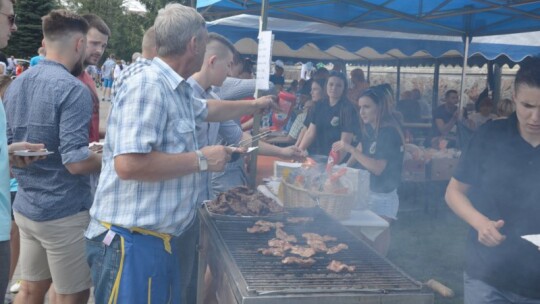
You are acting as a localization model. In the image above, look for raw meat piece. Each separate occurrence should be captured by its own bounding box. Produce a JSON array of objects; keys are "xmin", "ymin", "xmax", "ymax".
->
[
  {"xmin": 282, "ymin": 256, "xmax": 316, "ymax": 267},
  {"xmin": 326, "ymin": 243, "xmax": 349, "ymax": 254}
]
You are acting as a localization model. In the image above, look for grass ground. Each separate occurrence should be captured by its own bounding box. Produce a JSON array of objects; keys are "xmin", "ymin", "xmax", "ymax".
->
[{"xmin": 387, "ymin": 183, "xmax": 469, "ymax": 304}]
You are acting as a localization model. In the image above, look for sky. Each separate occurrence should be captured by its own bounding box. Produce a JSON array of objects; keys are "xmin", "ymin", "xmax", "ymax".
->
[{"xmin": 124, "ymin": 0, "xmax": 146, "ymax": 13}]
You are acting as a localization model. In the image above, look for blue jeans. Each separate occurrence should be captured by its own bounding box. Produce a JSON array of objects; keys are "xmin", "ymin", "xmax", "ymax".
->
[
  {"xmin": 464, "ymin": 272, "xmax": 540, "ymax": 304},
  {"xmin": 0, "ymin": 241, "xmax": 10, "ymax": 304}
]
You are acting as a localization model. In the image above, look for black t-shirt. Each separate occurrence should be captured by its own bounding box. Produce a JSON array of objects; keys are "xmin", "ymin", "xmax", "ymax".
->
[
  {"xmin": 269, "ymin": 74, "xmax": 285, "ymax": 86},
  {"xmin": 306, "ymin": 98, "xmax": 359, "ymax": 156},
  {"xmin": 432, "ymin": 104, "xmax": 457, "ymax": 136},
  {"xmin": 397, "ymin": 99, "xmax": 422, "ymax": 123},
  {"xmin": 453, "ymin": 113, "xmax": 540, "ymax": 299},
  {"xmin": 360, "ymin": 125, "xmax": 404, "ymax": 193}
]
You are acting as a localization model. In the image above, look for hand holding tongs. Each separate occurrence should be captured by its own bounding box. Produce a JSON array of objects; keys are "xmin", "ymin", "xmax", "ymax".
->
[{"xmin": 229, "ymin": 130, "xmax": 272, "ymax": 149}]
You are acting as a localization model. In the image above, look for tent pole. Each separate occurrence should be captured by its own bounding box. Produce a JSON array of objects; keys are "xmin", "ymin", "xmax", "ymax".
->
[
  {"xmin": 432, "ymin": 59, "xmax": 440, "ymax": 117},
  {"xmin": 367, "ymin": 61, "xmax": 371, "ymax": 84},
  {"xmin": 191, "ymin": 0, "xmax": 197, "ymax": 8},
  {"xmin": 459, "ymin": 36, "xmax": 470, "ymax": 111},
  {"xmin": 248, "ymin": 0, "xmax": 269, "ymax": 189},
  {"xmin": 493, "ymin": 63, "xmax": 502, "ymax": 105},
  {"xmin": 396, "ymin": 60, "xmax": 401, "ymax": 103}
]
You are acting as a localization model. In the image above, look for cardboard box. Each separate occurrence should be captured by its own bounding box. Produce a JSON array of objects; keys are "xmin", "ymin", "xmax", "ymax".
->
[
  {"xmin": 430, "ymin": 158, "xmax": 459, "ymax": 181},
  {"xmin": 402, "ymin": 159, "xmax": 426, "ymax": 182}
]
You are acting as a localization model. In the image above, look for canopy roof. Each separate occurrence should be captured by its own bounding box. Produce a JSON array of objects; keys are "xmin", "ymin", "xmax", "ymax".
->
[
  {"xmin": 198, "ymin": 0, "xmax": 540, "ymax": 37},
  {"xmin": 207, "ymin": 14, "xmax": 540, "ymax": 66}
]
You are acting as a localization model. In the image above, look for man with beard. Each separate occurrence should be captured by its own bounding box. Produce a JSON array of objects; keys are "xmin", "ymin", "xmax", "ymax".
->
[
  {"xmin": 4, "ymin": 10, "xmax": 102, "ymax": 304},
  {"xmin": 75, "ymin": 14, "xmax": 110, "ymax": 143},
  {"xmin": 85, "ymin": 4, "xmax": 278, "ymax": 303}
]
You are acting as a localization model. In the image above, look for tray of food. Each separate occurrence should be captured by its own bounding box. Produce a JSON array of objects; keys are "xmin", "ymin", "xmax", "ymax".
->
[{"xmin": 205, "ymin": 186, "xmax": 286, "ymax": 220}]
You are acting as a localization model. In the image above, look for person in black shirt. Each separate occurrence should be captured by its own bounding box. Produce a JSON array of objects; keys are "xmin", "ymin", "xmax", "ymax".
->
[
  {"xmin": 433, "ymin": 89, "xmax": 459, "ymax": 137},
  {"xmin": 333, "ymin": 84, "xmax": 404, "ymax": 255},
  {"xmin": 446, "ymin": 57, "xmax": 540, "ymax": 303},
  {"xmin": 298, "ymin": 72, "xmax": 358, "ymax": 161}
]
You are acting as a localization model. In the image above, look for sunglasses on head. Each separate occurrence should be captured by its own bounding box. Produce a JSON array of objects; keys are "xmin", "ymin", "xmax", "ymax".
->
[{"xmin": 0, "ymin": 12, "xmax": 16, "ymax": 26}]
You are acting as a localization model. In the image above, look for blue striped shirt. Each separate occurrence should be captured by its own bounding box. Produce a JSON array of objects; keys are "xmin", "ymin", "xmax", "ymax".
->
[
  {"xmin": 86, "ymin": 58, "xmax": 208, "ymax": 238},
  {"xmin": 5, "ymin": 60, "xmax": 94, "ymax": 222}
]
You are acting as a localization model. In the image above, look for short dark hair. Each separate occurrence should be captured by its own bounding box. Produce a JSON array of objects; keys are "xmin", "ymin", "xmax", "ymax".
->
[
  {"xmin": 515, "ymin": 57, "xmax": 540, "ymax": 93},
  {"xmin": 207, "ymin": 32, "xmax": 236, "ymax": 58},
  {"xmin": 445, "ymin": 89, "xmax": 458, "ymax": 98},
  {"xmin": 42, "ymin": 10, "xmax": 89, "ymax": 41},
  {"xmin": 82, "ymin": 14, "xmax": 111, "ymax": 37}
]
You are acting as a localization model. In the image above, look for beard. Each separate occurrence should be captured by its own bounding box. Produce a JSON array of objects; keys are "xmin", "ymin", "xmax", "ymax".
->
[{"xmin": 71, "ymin": 59, "xmax": 84, "ymax": 77}]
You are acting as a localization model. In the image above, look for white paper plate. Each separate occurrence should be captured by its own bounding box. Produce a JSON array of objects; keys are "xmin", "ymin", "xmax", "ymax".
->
[{"xmin": 13, "ymin": 150, "xmax": 54, "ymax": 157}]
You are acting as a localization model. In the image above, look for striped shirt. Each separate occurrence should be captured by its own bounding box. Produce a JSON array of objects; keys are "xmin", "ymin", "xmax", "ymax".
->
[
  {"xmin": 187, "ymin": 78, "xmax": 243, "ymax": 201},
  {"xmin": 86, "ymin": 58, "xmax": 208, "ymax": 238},
  {"xmin": 111, "ymin": 57, "xmax": 152, "ymax": 99}
]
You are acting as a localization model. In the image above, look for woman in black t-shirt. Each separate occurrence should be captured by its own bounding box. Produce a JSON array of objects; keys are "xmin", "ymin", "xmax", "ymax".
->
[
  {"xmin": 333, "ymin": 84, "xmax": 404, "ymax": 255},
  {"xmin": 298, "ymin": 72, "xmax": 358, "ymax": 161}
]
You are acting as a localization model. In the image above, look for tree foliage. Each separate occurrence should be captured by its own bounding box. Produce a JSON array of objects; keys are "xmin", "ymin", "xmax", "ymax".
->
[{"xmin": 4, "ymin": 0, "xmax": 57, "ymax": 58}]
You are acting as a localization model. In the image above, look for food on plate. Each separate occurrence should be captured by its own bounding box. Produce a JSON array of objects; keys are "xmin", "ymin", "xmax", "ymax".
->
[
  {"xmin": 289, "ymin": 246, "xmax": 317, "ymax": 258},
  {"xmin": 246, "ymin": 220, "xmax": 284, "ymax": 233},
  {"xmin": 286, "ymin": 217, "xmax": 314, "ymax": 224},
  {"xmin": 326, "ymin": 243, "xmax": 349, "ymax": 255},
  {"xmin": 276, "ymin": 227, "xmax": 297, "ymax": 243},
  {"xmin": 281, "ymin": 256, "xmax": 316, "ymax": 267},
  {"xmin": 208, "ymin": 186, "xmax": 284, "ymax": 216},
  {"xmin": 258, "ymin": 247, "xmax": 286, "ymax": 257},
  {"xmin": 327, "ymin": 260, "xmax": 355, "ymax": 273}
]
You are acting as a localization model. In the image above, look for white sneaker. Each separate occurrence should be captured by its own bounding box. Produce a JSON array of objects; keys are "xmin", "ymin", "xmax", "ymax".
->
[{"xmin": 9, "ymin": 281, "xmax": 20, "ymax": 294}]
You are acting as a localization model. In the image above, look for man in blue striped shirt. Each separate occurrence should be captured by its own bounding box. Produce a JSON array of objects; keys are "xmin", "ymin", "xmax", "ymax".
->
[{"xmin": 85, "ymin": 4, "xmax": 277, "ymax": 304}]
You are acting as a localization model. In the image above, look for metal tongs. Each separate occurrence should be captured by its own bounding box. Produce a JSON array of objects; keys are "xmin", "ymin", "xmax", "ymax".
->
[{"xmin": 229, "ymin": 130, "xmax": 271, "ymax": 149}]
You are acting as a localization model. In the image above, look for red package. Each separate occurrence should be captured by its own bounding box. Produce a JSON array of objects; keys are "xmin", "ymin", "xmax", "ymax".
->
[{"xmin": 326, "ymin": 149, "xmax": 340, "ymax": 172}]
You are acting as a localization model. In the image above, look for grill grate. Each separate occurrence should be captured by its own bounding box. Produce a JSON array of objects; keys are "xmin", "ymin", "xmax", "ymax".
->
[{"xmin": 207, "ymin": 207, "xmax": 422, "ymax": 294}]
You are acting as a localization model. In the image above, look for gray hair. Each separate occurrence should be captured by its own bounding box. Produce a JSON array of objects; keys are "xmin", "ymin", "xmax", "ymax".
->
[{"xmin": 154, "ymin": 3, "xmax": 206, "ymax": 57}]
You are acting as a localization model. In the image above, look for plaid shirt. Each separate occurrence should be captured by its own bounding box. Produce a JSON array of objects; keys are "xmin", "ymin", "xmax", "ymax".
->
[
  {"xmin": 111, "ymin": 57, "xmax": 152, "ymax": 99},
  {"xmin": 86, "ymin": 58, "xmax": 208, "ymax": 238}
]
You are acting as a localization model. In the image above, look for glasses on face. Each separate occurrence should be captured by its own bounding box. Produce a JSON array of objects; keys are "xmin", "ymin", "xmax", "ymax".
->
[{"xmin": 0, "ymin": 12, "xmax": 16, "ymax": 26}]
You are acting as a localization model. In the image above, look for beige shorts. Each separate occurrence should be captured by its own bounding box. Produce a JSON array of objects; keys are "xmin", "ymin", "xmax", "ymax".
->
[{"xmin": 14, "ymin": 211, "xmax": 92, "ymax": 294}]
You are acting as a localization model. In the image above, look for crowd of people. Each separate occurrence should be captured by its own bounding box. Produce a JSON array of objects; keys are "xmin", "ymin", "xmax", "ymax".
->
[{"xmin": 0, "ymin": 1, "xmax": 539, "ymax": 304}]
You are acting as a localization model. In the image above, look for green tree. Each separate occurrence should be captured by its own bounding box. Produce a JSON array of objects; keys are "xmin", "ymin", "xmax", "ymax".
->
[{"xmin": 4, "ymin": 0, "xmax": 57, "ymax": 58}]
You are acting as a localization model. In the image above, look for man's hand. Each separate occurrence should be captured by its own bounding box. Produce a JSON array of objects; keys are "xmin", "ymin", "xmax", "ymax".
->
[
  {"xmin": 253, "ymin": 95, "xmax": 279, "ymax": 115},
  {"xmin": 476, "ymin": 219, "xmax": 506, "ymax": 247},
  {"xmin": 200, "ymin": 145, "xmax": 234, "ymax": 172},
  {"xmin": 8, "ymin": 142, "xmax": 46, "ymax": 168},
  {"xmin": 280, "ymin": 146, "xmax": 304, "ymax": 162}
]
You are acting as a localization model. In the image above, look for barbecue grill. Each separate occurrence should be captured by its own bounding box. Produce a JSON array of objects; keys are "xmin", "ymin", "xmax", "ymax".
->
[{"xmin": 197, "ymin": 206, "xmax": 434, "ymax": 304}]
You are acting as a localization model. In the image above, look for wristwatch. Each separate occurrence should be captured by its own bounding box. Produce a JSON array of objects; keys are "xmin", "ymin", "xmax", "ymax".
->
[{"xmin": 195, "ymin": 150, "xmax": 208, "ymax": 172}]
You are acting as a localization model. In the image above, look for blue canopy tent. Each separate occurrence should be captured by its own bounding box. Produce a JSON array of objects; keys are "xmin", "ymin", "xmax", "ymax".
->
[
  {"xmin": 199, "ymin": 0, "xmax": 540, "ymax": 101},
  {"xmin": 206, "ymin": 14, "xmax": 540, "ymax": 66},
  {"xmin": 197, "ymin": 0, "xmax": 540, "ymax": 185}
]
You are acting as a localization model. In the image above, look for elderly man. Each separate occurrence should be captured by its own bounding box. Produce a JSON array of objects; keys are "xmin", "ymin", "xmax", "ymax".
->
[{"xmin": 85, "ymin": 4, "xmax": 277, "ymax": 304}]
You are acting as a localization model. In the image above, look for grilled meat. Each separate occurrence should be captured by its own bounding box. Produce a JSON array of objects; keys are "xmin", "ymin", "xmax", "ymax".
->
[
  {"xmin": 246, "ymin": 220, "xmax": 284, "ymax": 233},
  {"xmin": 268, "ymin": 238, "xmax": 293, "ymax": 250},
  {"xmin": 289, "ymin": 246, "xmax": 317, "ymax": 258},
  {"xmin": 282, "ymin": 256, "xmax": 316, "ymax": 267},
  {"xmin": 302, "ymin": 233, "xmax": 337, "ymax": 242},
  {"xmin": 306, "ymin": 239, "xmax": 328, "ymax": 252},
  {"xmin": 258, "ymin": 247, "xmax": 286, "ymax": 257},
  {"xmin": 276, "ymin": 227, "xmax": 298, "ymax": 243},
  {"xmin": 208, "ymin": 186, "xmax": 284, "ymax": 216},
  {"xmin": 286, "ymin": 217, "xmax": 314, "ymax": 224},
  {"xmin": 247, "ymin": 225, "xmax": 272, "ymax": 233},
  {"xmin": 327, "ymin": 260, "xmax": 355, "ymax": 273},
  {"xmin": 326, "ymin": 243, "xmax": 349, "ymax": 255}
]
